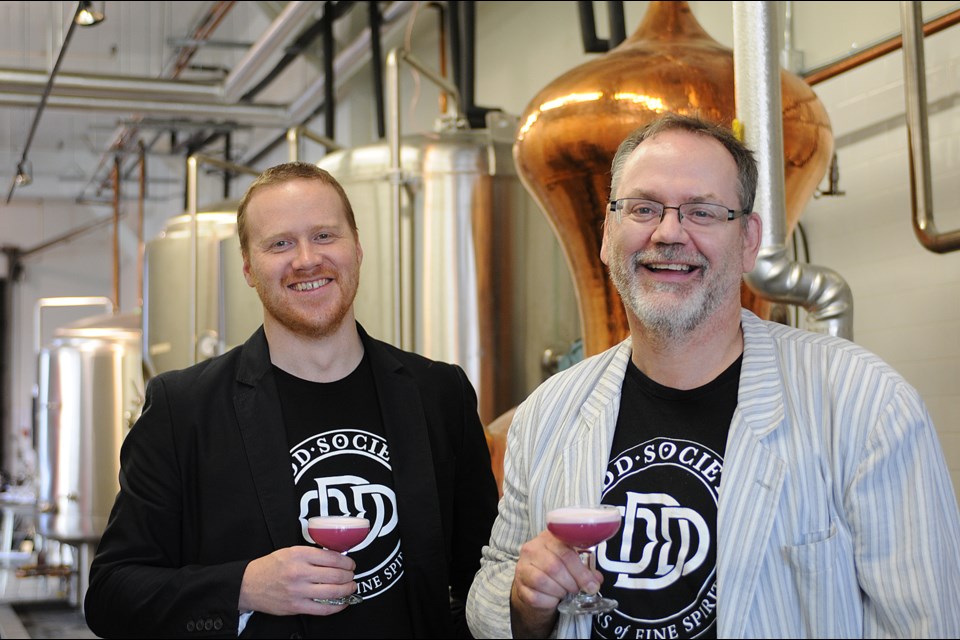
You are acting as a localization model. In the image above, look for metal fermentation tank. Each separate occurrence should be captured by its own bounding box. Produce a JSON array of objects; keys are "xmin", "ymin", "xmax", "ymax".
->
[
  {"xmin": 318, "ymin": 115, "xmax": 580, "ymax": 425},
  {"xmin": 36, "ymin": 311, "xmax": 143, "ymax": 538},
  {"xmin": 142, "ymin": 203, "xmax": 263, "ymax": 376}
]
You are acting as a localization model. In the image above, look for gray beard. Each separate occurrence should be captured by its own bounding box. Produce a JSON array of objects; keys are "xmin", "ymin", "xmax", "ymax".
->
[{"xmin": 609, "ymin": 247, "xmax": 732, "ymax": 342}]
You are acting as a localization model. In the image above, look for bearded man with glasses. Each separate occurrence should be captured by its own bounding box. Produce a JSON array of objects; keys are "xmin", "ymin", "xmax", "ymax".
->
[{"xmin": 467, "ymin": 113, "xmax": 960, "ymax": 639}]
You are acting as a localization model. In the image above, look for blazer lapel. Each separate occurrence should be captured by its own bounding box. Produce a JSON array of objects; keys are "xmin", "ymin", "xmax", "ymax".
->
[
  {"xmin": 716, "ymin": 311, "xmax": 788, "ymax": 637},
  {"xmin": 233, "ymin": 328, "xmax": 300, "ymax": 550}
]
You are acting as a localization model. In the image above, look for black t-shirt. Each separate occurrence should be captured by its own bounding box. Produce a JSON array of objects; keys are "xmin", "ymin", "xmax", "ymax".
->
[
  {"xmin": 252, "ymin": 353, "xmax": 413, "ymax": 638},
  {"xmin": 591, "ymin": 356, "xmax": 741, "ymax": 640}
]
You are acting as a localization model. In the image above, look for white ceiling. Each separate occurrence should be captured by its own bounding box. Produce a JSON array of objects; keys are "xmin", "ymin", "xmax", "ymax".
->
[{"xmin": 0, "ymin": 1, "xmax": 407, "ymax": 206}]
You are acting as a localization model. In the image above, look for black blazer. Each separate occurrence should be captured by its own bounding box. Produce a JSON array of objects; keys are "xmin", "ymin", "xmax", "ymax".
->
[{"xmin": 85, "ymin": 324, "xmax": 499, "ymax": 638}]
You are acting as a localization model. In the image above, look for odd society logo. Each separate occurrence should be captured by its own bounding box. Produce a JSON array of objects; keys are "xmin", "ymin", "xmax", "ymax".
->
[
  {"xmin": 594, "ymin": 438, "xmax": 721, "ymax": 639},
  {"xmin": 292, "ymin": 428, "xmax": 403, "ymax": 600}
]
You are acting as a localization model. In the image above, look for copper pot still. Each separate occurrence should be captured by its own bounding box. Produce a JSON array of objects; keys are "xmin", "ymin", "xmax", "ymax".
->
[{"xmin": 514, "ymin": 1, "xmax": 833, "ymax": 356}]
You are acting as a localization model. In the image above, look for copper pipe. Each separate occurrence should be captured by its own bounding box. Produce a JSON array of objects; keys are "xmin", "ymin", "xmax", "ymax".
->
[
  {"xmin": 803, "ymin": 8, "xmax": 960, "ymax": 85},
  {"xmin": 112, "ymin": 156, "xmax": 120, "ymax": 314},
  {"xmin": 427, "ymin": 2, "xmax": 449, "ymax": 114}
]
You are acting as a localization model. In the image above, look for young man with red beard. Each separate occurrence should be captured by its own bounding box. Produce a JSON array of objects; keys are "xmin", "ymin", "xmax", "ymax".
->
[
  {"xmin": 466, "ymin": 114, "xmax": 960, "ymax": 639},
  {"xmin": 85, "ymin": 163, "xmax": 498, "ymax": 639}
]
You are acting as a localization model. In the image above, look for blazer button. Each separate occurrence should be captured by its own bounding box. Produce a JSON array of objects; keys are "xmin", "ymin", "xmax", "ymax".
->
[
  {"xmin": 186, "ymin": 621, "xmax": 195, "ymax": 632},
  {"xmin": 204, "ymin": 619, "xmax": 214, "ymax": 630},
  {"xmin": 289, "ymin": 633, "xmax": 302, "ymax": 639},
  {"xmin": 214, "ymin": 617, "xmax": 223, "ymax": 630}
]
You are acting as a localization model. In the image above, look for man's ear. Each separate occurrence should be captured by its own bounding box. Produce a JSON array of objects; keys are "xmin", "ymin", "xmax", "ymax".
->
[
  {"xmin": 242, "ymin": 254, "xmax": 255, "ymax": 288},
  {"xmin": 600, "ymin": 216, "xmax": 611, "ymax": 266},
  {"xmin": 741, "ymin": 212, "xmax": 763, "ymax": 273}
]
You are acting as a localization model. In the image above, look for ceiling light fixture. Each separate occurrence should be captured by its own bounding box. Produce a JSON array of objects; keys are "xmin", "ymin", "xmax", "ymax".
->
[
  {"xmin": 15, "ymin": 161, "xmax": 32, "ymax": 187},
  {"xmin": 75, "ymin": 1, "xmax": 105, "ymax": 27}
]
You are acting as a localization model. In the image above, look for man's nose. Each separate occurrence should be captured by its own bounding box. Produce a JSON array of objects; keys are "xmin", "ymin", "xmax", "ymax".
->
[
  {"xmin": 292, "ymin": 242, "xmax": 321, "ymax": 268},
  {"xmin": 650, "ymin": 206, "xmax": 688, "ymax": 241}
]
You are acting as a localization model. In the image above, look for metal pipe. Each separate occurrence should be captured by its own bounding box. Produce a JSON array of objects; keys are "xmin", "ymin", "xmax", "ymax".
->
[
  {"xmin": 803, "ymin": 6, "xmax": 960, "ymax": 86},
  {"xmin": 0, "ymin": 92, "xmax": 290, "ymax": 127},
  {"xmin": 733, "ymin": 1, "xmax": 853, "ymax": 339},
  {"xmin": 287, "ymin": 1, "xmax": 415, "ymax": 125},
  {"xmin": 286, "ymin": 126, "xmax": 342, "ymax": 162},
  {"xmin": 186, "ymin": 153, "xmax": 260, "ymax": 363},
  {"xmin": 112, "ymin": 156, "xmax": 120, "ymax": 314},
  {"xmin": 137, "ymin": 142, "xmax": 145, "ymax": 309},
  {"xmin": 221, "ymin": 1, "xmax": 319, "ymax": 102},
  {"xmin": 0, "ymin": 68, "xmax": 223, "ymax": 101},
  {"xmin": 901, "ymin": 1, "xmax": 960, "ymax": 253},
  {"xmin": 33, "ymin": 297, "xmax": 114, "ymax": 355},
  {"xmin": 386, "ymin": 47, "xmax": 464, "ymax": 347}
]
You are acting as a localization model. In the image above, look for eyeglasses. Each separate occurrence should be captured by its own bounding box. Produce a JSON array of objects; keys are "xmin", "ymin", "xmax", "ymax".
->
[{"xmin": 608, "ymin": 198, "xmax": 747, "ymax": 228}]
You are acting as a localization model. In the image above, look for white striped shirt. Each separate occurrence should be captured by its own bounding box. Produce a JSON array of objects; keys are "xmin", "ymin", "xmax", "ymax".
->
[{"xmin": 466, "ymin": 310, "xmax": 960, "ymax": 638}]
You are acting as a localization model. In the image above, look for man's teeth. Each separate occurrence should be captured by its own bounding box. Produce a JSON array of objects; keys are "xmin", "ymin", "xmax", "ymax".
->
[
  {"xmin": 649, "ymin": 264, "xmax": 691, "ymax": 272},
  {"xmin": 292, "ymin": 279, "xmax": 330, "ymax": 291}
]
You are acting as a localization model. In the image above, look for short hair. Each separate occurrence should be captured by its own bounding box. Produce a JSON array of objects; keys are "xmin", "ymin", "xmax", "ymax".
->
[
  {"xmin": 609, "ymin": 113, "xmax": 758, "ymax": 216},
  {"xmin": 236, "ymin": 162, "xmax": 357, "ymax": 254}
]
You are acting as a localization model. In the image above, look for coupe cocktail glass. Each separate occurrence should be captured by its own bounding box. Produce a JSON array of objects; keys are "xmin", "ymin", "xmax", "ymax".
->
[
  {"xmin": 546, "ymin": 505, "xmax": 621, "ymax": 615},
  {"xmin": 307, "ymin": 515, "xmax": 371, "ymax": 605}
]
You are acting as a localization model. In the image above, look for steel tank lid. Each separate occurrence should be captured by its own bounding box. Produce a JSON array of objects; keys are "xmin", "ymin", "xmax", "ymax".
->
[{"xmin": 53, "ymin": 310, "xmax": 142, "ymax": 341}]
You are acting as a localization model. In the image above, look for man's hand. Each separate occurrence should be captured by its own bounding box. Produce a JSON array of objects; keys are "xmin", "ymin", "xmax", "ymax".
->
[
  {"xmin": 239, "ymin": 546, "xmax": 358, "ymax": 616},
  {"xmin": 510, "ymin": 529, "xmax": 602, "ymax": 638}
]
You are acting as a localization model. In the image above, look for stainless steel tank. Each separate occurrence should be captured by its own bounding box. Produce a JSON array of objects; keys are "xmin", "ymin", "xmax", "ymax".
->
[
  {"xmin": 318, "ymin": 115, "xmax": 581, "ymax": 425},
  {"xmin": 143, "ymin": 202, "xmax": 263, "ymax": 376},
  {"xmin": 36, "ymin": 311, "xmax": 143, "ymax": 538}
]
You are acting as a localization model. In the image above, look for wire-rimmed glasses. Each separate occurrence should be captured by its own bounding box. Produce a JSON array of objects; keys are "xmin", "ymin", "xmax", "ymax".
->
[{"xmin": 609, "ymin": 198, "xmax": 746, "ymax": 227}]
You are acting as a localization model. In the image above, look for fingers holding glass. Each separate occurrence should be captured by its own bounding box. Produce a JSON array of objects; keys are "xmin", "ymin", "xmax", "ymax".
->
[{"xmin": 546, "ymin": 505, "xmax": 621, "ymax": 616}]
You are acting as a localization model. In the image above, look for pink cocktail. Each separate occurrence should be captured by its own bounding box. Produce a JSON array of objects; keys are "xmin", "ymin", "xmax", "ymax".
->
[
  {"xmin": 546, "ymin": 505, "xmax": 621, "ymax": 616},
  {"xmin": 307, "ymin": 515, "xmax": 371, "ymax": 606},
  {"xmin": 547, "ymin": 508, "xmax": 621, "ymax": 550},
  {"xmin": 308, "ymin": 516, "xmax": 371, "ymax": 553}
]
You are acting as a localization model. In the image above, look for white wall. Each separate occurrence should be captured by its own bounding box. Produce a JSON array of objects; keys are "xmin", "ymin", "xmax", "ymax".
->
[{"xmin": 3, "ymin": 1, "xmax": 959, "ymax": 499}]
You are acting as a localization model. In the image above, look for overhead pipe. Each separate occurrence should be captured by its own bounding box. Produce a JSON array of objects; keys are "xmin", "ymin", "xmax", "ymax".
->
[
  {"xmin": 447, "ymin": 1, "xmax": 501, "ymax": 129},
  {"xmin": 0, "ymin": 92, "xmax": 290, "ymax": 127},
  {"xmin": 287, "ymin": 1, "xmax": 414, "ymax": 125},
  {"xmin": 250, "ymin": 1, "xmax": 414, "ymax": 165},
  {"xmin": 239, "ymin": 2, "xmax": 358, "ymax": 103},
  {"xmin": 733, "ymin": 1, "xmax": 853, "ymax": 339},
  {"xmin": 385, "ymin": 46, "xmax": 463, "ymax": 348},
  {"xmin": 577, "ymin": 1, "xmax": 626, "ymax": 53},
  {"xmin": 221, "ymin": 1, "xmax": 320, "ymax": 102},
  {"xmin": 322, "ymin": 1, "xmax": 335, "ymax": 139},
  {"xmin": 368, "ymin": 1, "xmax": 386, "ymax": 139},
  {"xmin": 901, "ymin": 1, "xmax": 960, "ymax": 254}
]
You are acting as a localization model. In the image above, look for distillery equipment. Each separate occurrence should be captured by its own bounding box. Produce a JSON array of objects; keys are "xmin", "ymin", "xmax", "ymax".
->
[
  {"xmin": 35, "ymin": 304, "xmax": 143, "ymax": 538},
  {"xmin": 318, "ymin": 112, "xmax": 580, "ymax": 426},
  {"xmin": 142, "ymin": 203, "xmax": 263, "ymax": 377},
  {"xmin": 513, "ymin": 0, "xmax": 834, "ymax": 355}
]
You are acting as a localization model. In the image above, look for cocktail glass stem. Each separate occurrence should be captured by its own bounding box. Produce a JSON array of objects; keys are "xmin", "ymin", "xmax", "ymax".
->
[{"xmin": 557, "ymin": 547, "xmax": 618, "ymax": 615}]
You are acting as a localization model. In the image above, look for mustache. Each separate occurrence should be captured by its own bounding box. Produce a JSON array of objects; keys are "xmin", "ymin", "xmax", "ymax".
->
[{"xmin": 631, "ymin": 246, "xmax": 708, "ymax": 269}]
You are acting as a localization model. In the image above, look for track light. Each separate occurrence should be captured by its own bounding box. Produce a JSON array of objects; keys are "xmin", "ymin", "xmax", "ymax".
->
[
  {"xmin": 15, "ymin": 161, "xmax": 32, "ymax": 187},
  {"xmin": 75, "ymin": 1, "xmax": 105, "ymax": 27}
]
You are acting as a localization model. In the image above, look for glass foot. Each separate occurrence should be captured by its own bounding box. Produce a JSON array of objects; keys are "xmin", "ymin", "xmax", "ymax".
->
[
  {"xmin": 313, "ymin": 593, "xmax": 363, "ymax": 606},
  {"xmin": 558, "ymin": 593, "xmax": 618, "ymax": 615}
]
